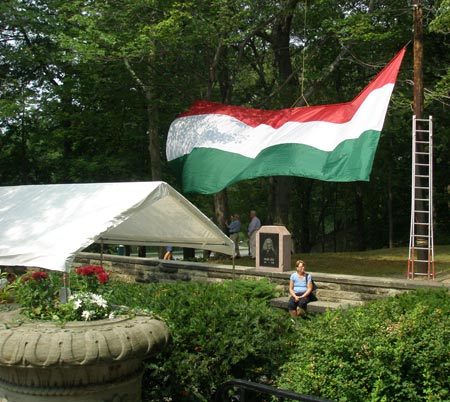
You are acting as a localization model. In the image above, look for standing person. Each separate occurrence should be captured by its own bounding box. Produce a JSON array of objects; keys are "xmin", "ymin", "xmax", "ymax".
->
[
  {"xmin": 247, "ymin": 210, "xmax": 261, "ymax": 259},
  {"xmin": 163, "ymin": 246, "xmax": 173, "ymax": 260},
  {"xmin": 228, "ymin": 214, "xmax": 241, "ymax": 258},
  {"xmin": 288, "ymin": 260, "xmax": 313, "ymax": 318}
]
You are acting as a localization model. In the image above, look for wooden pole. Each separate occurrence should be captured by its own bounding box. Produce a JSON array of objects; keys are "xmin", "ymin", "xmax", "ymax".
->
[
  {"xmin": 412, "ymin": 0, "xmax": 427, "ymax": 274},
  {"xmin": 413, "ymin": 0, "xmax": 424, "ymax": 118}
]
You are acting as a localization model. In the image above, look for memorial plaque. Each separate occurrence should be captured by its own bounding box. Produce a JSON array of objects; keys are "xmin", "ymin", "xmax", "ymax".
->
[
  {"xmin": 256, "ymin": 225, "xmax": 291, "ymax": 272},
  {"xmin": 259, "ymin": 233, "xmax": 279, "ymax": 267}
]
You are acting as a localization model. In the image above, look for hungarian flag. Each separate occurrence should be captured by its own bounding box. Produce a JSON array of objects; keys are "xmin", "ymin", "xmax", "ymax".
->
[{"xmin": 166, "ymin": 47, "xmax": 406, "ymax": 194}]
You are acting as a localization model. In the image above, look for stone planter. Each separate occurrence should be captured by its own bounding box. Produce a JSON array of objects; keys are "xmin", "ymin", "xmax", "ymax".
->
[{"xmin": 0, "ymin": 311, "xmax": 171, "ymax": 402}]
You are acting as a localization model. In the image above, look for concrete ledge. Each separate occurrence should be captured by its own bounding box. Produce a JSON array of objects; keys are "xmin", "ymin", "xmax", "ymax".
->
[{"xmin": 270, "ymin": 296, "xmax": 360, "ymax": 313}]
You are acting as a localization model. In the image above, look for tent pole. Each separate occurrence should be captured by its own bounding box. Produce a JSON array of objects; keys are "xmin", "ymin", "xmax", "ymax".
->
[
  {"xmin": 232, "ymin": 255, "xmax": 235, "ymax": 281},
  {"xmin": 59, "ymin": 272, "xmax": 70, "ymax": 303},
  {"xmin": 232, "ymin": 254, "xmax": 236, "ymax": 294},
  {"xmin": 100, "ymin": 238, "xmax": 104, "ymax": 266}
]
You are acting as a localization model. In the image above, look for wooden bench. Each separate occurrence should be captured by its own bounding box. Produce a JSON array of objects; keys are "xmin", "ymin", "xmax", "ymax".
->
[{"xmin": 270, "ymin": 296, "xmax": 359, "ymax": 313}]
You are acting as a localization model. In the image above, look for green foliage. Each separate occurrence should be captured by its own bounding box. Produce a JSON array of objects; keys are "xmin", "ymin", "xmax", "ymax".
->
[
  {"xmin": 109, "ymin": 279, "xmax": 295, "ymax": 401},
  {"xmin": 14, "ymin": 271, "xmax": 62, "ymax": 320},
  {"xmin": 429, "ymin": 0, "xmax": 450, "ymax": 34},
  {"xmin": 73, "ymin": 265, "xmax": 111, "ymax": 293},
  {"xmin": 3, "ymin": 0, "xmax": 450, "ymax": 250},
  {"xmin": 0, "ymin": 272, "xmax": 15, "ymax": 304},
  {"xmin": 276, "ymin": 289, "xmax": 450, "ymax": 402}
]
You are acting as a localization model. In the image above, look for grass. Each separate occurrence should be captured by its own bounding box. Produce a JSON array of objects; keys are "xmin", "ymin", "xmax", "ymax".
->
[{"xmin": 214, "ymin": 245, "xmax": 450, "ymax": 279}]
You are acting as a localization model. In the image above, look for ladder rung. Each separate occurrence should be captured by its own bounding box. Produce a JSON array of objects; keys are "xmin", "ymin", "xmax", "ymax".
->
[{"xmin": 410, "ymin": 116, "xmax": 434, "ymax": 280}]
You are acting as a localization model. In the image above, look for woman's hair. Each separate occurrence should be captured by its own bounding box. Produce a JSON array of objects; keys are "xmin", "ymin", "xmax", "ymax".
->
[{"xmin": 295, "ymin": 259, "xmax": 305, "ymax": 268}]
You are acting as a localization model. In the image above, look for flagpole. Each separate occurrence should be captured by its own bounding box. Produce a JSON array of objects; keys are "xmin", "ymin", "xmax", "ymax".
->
[
  {"xmin": 413, "ymin": 0, "xmax": 424, "ymax": 119},
  {"xmin": 412, "ymin": 0, "xmax": 428, "ymax": 275}
]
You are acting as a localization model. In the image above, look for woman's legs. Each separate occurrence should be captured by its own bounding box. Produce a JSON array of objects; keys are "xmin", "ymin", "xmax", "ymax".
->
[
  {"xmin": 296, "ymin": 306, "xmax": 306, "ymax": 316},
  {"xmin": 288, "ymin": 295, "xmax": 307, "ymax": 317},
  {"xmin": 289, "ymin": 309, "xmax": 298, "ymax": 317}
]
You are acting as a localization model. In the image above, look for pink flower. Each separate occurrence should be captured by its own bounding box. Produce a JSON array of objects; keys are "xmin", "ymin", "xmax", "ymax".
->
[
  {"xmin": 77, "ymin": 265, "xmax": 105, "ymax": 276},
  {"xmin": 92, "ymin": 266, "xmax": 104, "ymax": 275},
  {"xmin": 97, "ymin": 272, "xmax": 109, "ymax": 284},
  {"xmin": 31, "ymin": 272, "xmax": 48, "ymax": 280},
  {"xmin": 76, "ymin": 265, "xmax": 108, "ymax": 286}
]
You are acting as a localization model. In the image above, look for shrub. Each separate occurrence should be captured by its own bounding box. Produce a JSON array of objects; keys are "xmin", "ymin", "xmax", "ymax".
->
[
  {"xmin": 276, "ymin": 288, "xmax": 450, "ymax": 402},
  {"xmin": 14, "ymin": 271, "xmax": 61, "ymax": 319},
  {"xmin": 109, "ymin": 279, "xmax": 296, "ymax": 401},
  {"xmin": 0, "ymin": 270, "xmax": 14, "ymax": 304}
]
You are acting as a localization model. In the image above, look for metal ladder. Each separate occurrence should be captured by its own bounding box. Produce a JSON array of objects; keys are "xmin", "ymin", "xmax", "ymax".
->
[{"xmin": 407, "ymin": 115, "xmax": 434, "ymax": 280}]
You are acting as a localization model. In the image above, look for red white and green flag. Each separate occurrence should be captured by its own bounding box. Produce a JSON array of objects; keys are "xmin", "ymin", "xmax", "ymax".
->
[{"xmin": 166, "ymin": 48, "xmax": 406, "ymax": 194}]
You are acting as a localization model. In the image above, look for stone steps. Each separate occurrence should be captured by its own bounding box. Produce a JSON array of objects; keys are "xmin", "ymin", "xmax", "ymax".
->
[
  {"xmin": 270, "ymin": 276, "xmax": 409, "ymax": 313},
  {"xmin": 270, "ymin": 296, "xmax": 363, "ymax": 313},
  {"xmin": 315, "ymin": 289, "xmax": 381, "ymax": 302}
]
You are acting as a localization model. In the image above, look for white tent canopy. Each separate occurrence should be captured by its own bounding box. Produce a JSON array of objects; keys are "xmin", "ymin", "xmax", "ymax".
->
[{"xmin": 0, "ymin": 181, "xmax": 234, "ymax": 273}]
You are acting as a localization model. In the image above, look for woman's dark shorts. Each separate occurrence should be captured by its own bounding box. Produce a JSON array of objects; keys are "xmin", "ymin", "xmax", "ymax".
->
[{"xmin": 288, "ymin": 293, "xmax": 310, "ymax": 311}]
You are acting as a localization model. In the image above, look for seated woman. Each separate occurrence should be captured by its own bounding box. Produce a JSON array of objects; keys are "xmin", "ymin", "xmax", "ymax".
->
[{"xmin": 288, "ymin": 259, "xmax": 313, "ymax": 317}]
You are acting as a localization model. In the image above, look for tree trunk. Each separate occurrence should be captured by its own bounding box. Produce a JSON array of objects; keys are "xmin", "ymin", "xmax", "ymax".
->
[
  {"xmin": 266, "ymin": 0, "xmax": 300, "ymax": 228},
  {"xmin": 214, "ymin": 189, "xmax": 230, "ymax": 233},
  {"xmin": 299, "ymin": 191, "xmax": 311, "ymax": 252},
  {"xmin": 388, "ymin": 162, "xmax": 394, "ymax": 249},
  {"xmin": 333, "ymin": 185, "xmax": 338, "ymax": 252},
  {"xmin": 146, "ymin": 98, "xmax": 161, "ymax": 180},
  {"xmin": 267, "ymin": 176, "xmax": 292, "ymax": 226},
  {"xmin": 354, "ymin": 183, "xmax": 366, "ymax": 251},
  {"xmin": 209, "ymin": 43, "xmax": 232, "ymax": 241},
  {"xmin": 123, "ymin": 57, "xmax": 161, "ymax": 180},
  {"xmin": 294, "ymin": 178, "xmax": 312, "ymax": 253}
]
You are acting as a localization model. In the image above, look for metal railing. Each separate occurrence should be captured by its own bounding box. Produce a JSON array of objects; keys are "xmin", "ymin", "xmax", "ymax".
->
[{"xmin": 214, "ymin": 379, "xmax": 334, "ymax": 402}]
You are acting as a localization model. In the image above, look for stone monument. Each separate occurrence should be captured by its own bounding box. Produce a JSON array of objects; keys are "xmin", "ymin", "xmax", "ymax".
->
[{"xmin": 256, "ymin": 225, "xmax": 292, "ymax": 272}]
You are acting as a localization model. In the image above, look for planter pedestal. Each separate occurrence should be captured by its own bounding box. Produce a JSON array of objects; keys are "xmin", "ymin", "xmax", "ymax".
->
[{"xmin": 0, "ymin": 313, "xmax": 170, "ymax": 402}]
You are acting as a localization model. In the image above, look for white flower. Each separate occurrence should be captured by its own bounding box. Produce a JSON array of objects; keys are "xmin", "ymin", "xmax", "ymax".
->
[
  {"xmin": 73, "ymin": 299, "xmax": 82, "ymax": 310},
  {"xmin": 69, "ymin": 291, "xmax": 111, "ymax": 321},
  {"xmin": 91, "ymin": 293, "xmax": 108, "ymax": 308},
  {"xmin": 81, "ymin": 310, "xmax": 92, "ymax": 321}
]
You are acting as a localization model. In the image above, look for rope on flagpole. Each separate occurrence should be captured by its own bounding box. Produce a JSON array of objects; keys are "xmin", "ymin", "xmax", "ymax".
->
[
  {"xmin": 300, "ymin": 0, "xmax": 308, "ymax": 103},
  {"xmin": 292, "ymin": 0, "xmax": 309, "ymax": 107}
]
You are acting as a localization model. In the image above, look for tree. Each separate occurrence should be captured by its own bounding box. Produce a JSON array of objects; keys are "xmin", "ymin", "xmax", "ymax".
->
[{"xmin": 2, "ymin": 0, "xmax": 450, "ymax": 252}]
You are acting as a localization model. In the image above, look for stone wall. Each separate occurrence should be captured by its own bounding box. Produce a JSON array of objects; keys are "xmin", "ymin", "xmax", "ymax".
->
[
  {"xmin": 74, "ymin": 253, "xmax": 275, "ymax": 285},
  {"xmin": 74, "ymin": 253, "xmax": 450, "ymax": 304}
]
